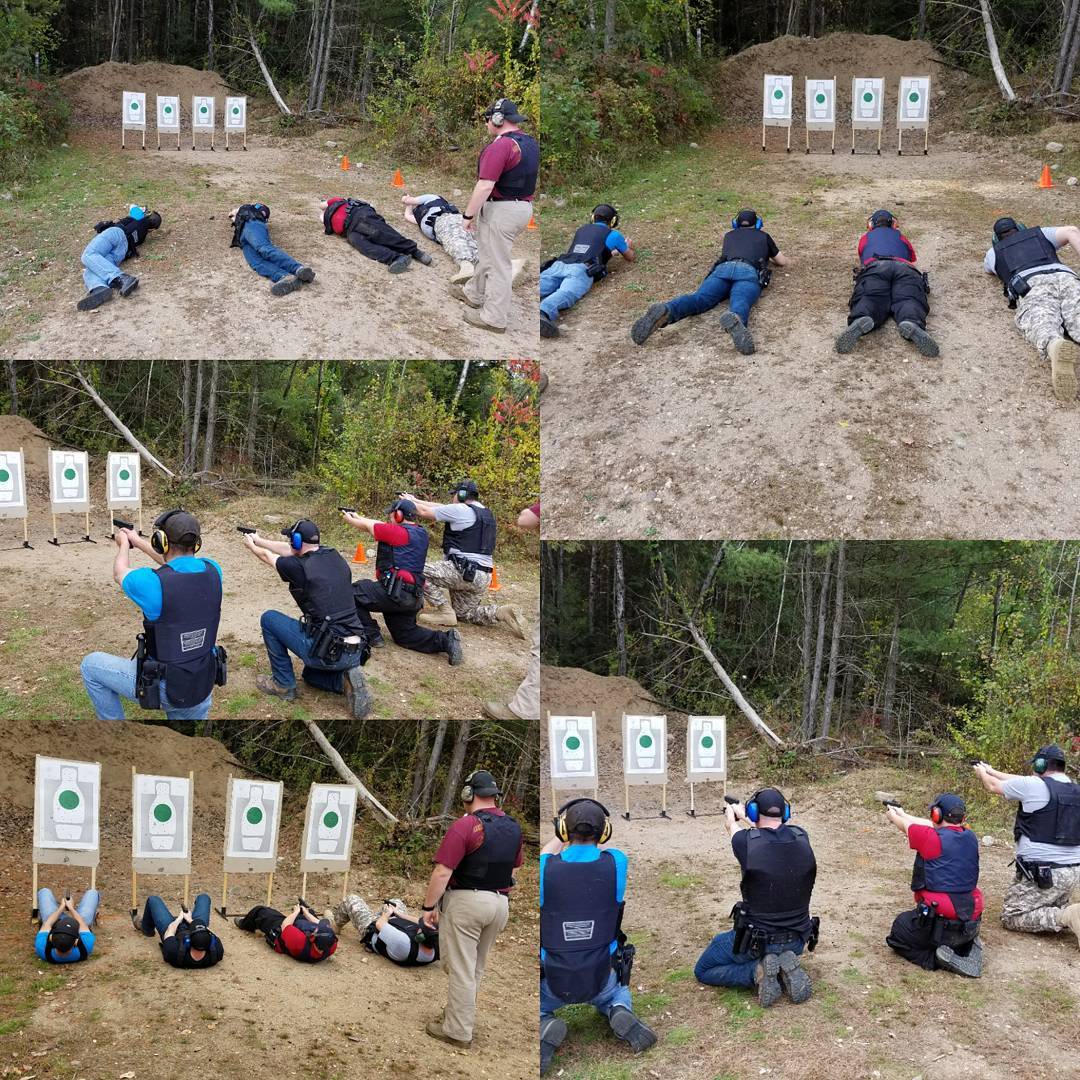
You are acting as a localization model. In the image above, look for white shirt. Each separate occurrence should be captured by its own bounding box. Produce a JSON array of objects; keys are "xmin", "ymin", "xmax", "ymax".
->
[{"xmin": 1001, "ymin": 772, "xmax": 1080, "ymax": 864}]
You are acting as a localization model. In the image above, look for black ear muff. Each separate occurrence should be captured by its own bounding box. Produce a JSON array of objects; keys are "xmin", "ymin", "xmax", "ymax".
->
[{"xmin": 1033, "ymin": 756, "xmax": 1048, "ymax": 775}]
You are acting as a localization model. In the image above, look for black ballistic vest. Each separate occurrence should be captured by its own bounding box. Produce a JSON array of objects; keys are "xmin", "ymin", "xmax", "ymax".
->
[
  {"xmin": 561, "ymin": 222, "xmax": 613, "ymax": 276},
  {"xmin": 413, "ymin": 196, "xmax": 459, "ymax": 233},
  {"xmin": 720, "ymin": 227, "xmax": 773, "ymax": 271},
  {"xmin": 287, "ymin": 547, "xmax": 365, "ymax": 637},
  {"xmin": 540, "ymin": 849, "xmax": 621, "ymax": 1003},
  {"xmin": 1014, "ymin": 776, "xmax": 1080, "ymax": 848},
  {"xmin": 910, "ymin": 826, "xmax": 980, "ymax": 921},
  {"xmin": 442, "ymin": 503, "xmax": 497, "ymax": 558},
  {"xmin": 489, "ymin": 131, "xmax": 539, "ymax": 199},
  {"xmin": 144, "ymin": 562, "xmax": 221, "ymax": 707},
  {"xmin": 366, "ymin": 915, "xmax": 439, "ymax": 965},
  {"xmin": 230, "ymin": 203, "xmax": 270, "ymax": 247},
  {"xmin": 740, "ymin": 825, "xmax": 816, "ymax": 935},
  {"xmin": 375, "ymin": 522, "xmax": 429, "ymax": 578},
  {"xmin": 993, "ymin": 227, "xmax": 1061, "ymax": 287},
  {"xmin": 454, "ymin": 810, "xmax": 521, "ymax": 891}
]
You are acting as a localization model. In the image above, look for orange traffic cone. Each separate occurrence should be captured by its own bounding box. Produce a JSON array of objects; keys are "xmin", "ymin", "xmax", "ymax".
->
[
  {"xmin": 341, "ymin": 154, "xmax": 350, "ymax": 171},
  {"xmin": 526, "ymin": 214, "xmax": 538, "ymax": 230},
  {"xmin": 488, "ymin": 564, "xmax": 502, "ymax": 591},
  {"xmin": 392, "ymin": 168, "xmax": 405, "ymax": 188},
  {"xmin": 1038, "ymin": 164, "xmax": 1053, "ymax": 189},
  {"xmin": 352, "ymin": 542, "xmax": 368, "ymax": 564}
]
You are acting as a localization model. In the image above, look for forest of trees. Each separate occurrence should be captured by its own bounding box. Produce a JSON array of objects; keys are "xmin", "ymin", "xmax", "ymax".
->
[
  {"xmin": 543, "ymin": 540, "xmax": 1080, "ymax": 770},
  {"xmin": 6, "ymin": 360, "xmax": 540, "ymax": 528}
]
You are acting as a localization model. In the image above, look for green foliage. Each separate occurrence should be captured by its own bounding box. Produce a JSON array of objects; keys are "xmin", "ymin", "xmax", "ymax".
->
[
  {"xmin": 0, "ymin": 75, "xmax": 69, "ymax": 181},
  {"xmin": 0, "ymin": 0, "xmax": 59, "ymax": 71}
]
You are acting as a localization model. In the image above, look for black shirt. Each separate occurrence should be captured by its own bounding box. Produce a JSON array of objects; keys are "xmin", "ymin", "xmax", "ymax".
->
[
  {"xmin": 720, "ymin": 228, "xmax": 779, "ymax": 270},
  {"xmin": 161, "ymin": 932, "xmax": 224, "ymax": 968}
]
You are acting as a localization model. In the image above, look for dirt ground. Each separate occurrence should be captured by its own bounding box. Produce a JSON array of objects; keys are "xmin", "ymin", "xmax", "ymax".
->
[
  {"xmin": 0, "ymin": 718, "xmax": 539, "ymax": 1080},
  {"xmin": 539, "ymin": 666, "xmax": 1080, "ymax": 1080},
  {"xmin": 1, "ymin": 63, "xmax": 539, "ymax": 360},
  {"xmin": 0, "ymin": 430, "xmax": 537, "ymax": 719},
  {"xmin": 541, "ymin": 44, "xmax": 1080, "ymax": 539}
]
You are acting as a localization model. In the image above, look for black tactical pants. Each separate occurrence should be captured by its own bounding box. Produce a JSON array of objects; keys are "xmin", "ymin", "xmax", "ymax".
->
[
  {"xmin": 848, "ymin": 260, "xmax": 929, "ymax": 330},
  {"xmin": 353, "ymin": 579, "xmax": 448, "ymax": 655},
  {"xmin": 886, "ymin": 907, "xmax": 979, "ymax": 971},
  {"xmin": 344, "ymin": 204, "xmax": 419, "ymax": 265}
]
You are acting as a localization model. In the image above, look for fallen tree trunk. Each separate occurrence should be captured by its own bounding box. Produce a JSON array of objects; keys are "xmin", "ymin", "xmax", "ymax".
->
[
  {"xmin": 685, "ymin": 619, "xmax": 785, "ymax": 747},
  {"xmin": 980, "ymin": 0, "xmax": 1017, "ymax": 101},
  {"xmin": 249, "ymin": 28, "xmax": 293, "ymax": 115},
  {"xmin": 299, "ymin": 719, "xmax": 399, "ymax": 824}
]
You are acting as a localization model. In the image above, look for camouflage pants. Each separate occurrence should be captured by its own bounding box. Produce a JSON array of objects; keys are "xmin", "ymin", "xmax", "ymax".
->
[
  {"xmin": 1000, "ymin": 862, "xmax": 1080, "ymax": 933},
  {"xmin": 434, "ymin": 214, "xmax": 478, "ymax": 265},
  {"xmin": 1014, "ymin": 274, "xmax": 1080, "ymax": 359},
  {"xmin": 333, "ymin": 894, "xmax": 375, "ymax": 934},
  {"xmin": 423, "ymin": 558, "xmax": 499, "ymax": 626}
]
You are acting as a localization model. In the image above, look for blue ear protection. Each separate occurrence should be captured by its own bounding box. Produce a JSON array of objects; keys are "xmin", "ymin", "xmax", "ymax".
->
[
  {"xmin": 732, "ymin": 211, "xmax": 763, "ymax": 230},
  {"xmin": 745, "ymin": 789, "xmax": 791, "ymax": 824},
  {"xmin": 289, "ymin": 520, "xmax": 304, "ymax": 551}
]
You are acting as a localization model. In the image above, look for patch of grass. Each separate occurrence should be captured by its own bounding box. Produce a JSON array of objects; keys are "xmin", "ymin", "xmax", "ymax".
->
[
  {"xmin": 33, "ymin": 973, "xmax": 67, "ymax": 993},
  {"xmin": 658, "ymin": 870, "xmax": 702, "ymax": 890},
  {"xmin": 557, "ymin": 1003, "xmax": 608, "ymax": 1045},
  {"xmin": 237, "ymin": 651, "xmax": 258, "ymax": 669},
  {"xmin": 632, "ymin": 990, "xmax": 671, "ymax": 1015},
  {"xmin": 0, "ymin": 977, "xmax": 15, "ymax": 996},
  {"xmin": 1, "ymin": 624, "xmax": 44, "ymax": 654},
  {"xmin": 0, "ymin": 1018, "xmax": 26, "ymax": 1036},
  {"xmin": 664, "ymin": 1024, "xmax": 696, "ymax": 1046},
  {"xmin": 410, "ymin": 691, "xmax": 436, "ymax": 712},
  {"xmin": 839, "ymin": 965, "xmax": 864, "ymax": 986},
  {"xmin": 224, "ymin": 693, "xmax": 260, "ymax": 718},
  {"xmin": 561, "ymin": 1063, "xmax": 634, "ymax": 1080},
  {"xmin": 664, "ymin": 966, "xmax": 693, "ymax": 983},
  {"xmin": 714, "ymin": 988, "xmax": 764, "ymax": 1031},
  {"xmin": 817, "ymin": 986, "xmax": 842, "ymax": 1021},
  {"xmin": 868, "ymin": 986, "xmax": 904, "ymax": 1012}
]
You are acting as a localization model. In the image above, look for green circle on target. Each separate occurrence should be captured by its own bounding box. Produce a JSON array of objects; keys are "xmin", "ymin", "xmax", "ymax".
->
[
  {"xmin": 815, "ymin": 93, "xmax": 825, "ymax": 104},
  {"xmin": 119, "ymin": 468, "xmax": 131, "ymax": 480},
  {"xmin": 232, "ymin": 106, "xmax": 240, "ymax": 114},
  {"xmin": 153, "ymin": 803, "xmax": 172, "ymax": 822},
  {"xmin": 58, "ymin": 789, "xmax": 80, "ymax": 809},
  {"xmin": 323, "ymin": 810, "xmax": 340, "ymax": 828},
  {"xmin": 164, "ymin": 105, "xmax": 173, "ymax": 114},
  {"xmin": 565, "ymin": 735, "xmax": 581, "ymax": 750},
  {"xmin": 701, "ymin": 735, "xmax": 714, "ymax": 749},
  {"xmin": 64, "ymin": 467, "xmax": 76, "ymax": 480},
  {"xmin": 638, "ymin": 734, "xmax": 653, "ymax": 749},
  {"xmin": 773, "ymin": 88, "xmax": 784, "ymax": 99},
  {"xmin": 0, "ymin": 469, "xmax": 9, "ymax": 482},
  {"xmin": 909, "ymin": 91, "xmax": 919, "ymax": 102},
  {"xmin": 246, "ymin": 805, "xmax": 264, "ymax": 824},
  {"xmin": 863, "ymin": 91, "xmax": 873, "ymax": 102},
  {"xmin": 200, "ymin": 105, "xmax": 208, "ymax": 114}
]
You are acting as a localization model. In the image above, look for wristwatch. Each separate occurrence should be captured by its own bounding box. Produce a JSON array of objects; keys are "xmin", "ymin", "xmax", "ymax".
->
[
  {"xmin": 462, "ymin": 214, "xmax": 474, "ymax": 220},
  {"xmin": 422, "ymin": 904, "xmax": 436, "ymax": 912}
]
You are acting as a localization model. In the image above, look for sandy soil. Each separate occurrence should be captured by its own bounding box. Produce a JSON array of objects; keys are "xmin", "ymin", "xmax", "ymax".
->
[
  {"xmin": 1, "ymin": 128, "xmax": 539, "ymax": 360},
  {"xmin": 0, "ymin": 483, "xmax": 537, "ymax": 720},
  {"xmin": 540, "ymin": 125, "xmax": 1080, "ymax": 540},
  {"xmin": 0, "ymin": 718, "xmax": 539, "ymax": 1080},
  {"xmin": 539, "ymin": 667, "xmax": 1080, "ymax": 1080}
]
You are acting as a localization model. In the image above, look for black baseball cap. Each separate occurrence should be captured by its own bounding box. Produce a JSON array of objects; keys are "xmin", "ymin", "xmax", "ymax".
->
[
  {"xmin": 994, "ymin": 216, "xmax": 1020, "ymax": 239},
  {"xmin": 754, "ymin": 788, "xmax": 788, "ymax": 817},
  {"xmin": 735, "ymin": 208, "xmax": 759, "ymax": 227},
  {"xmin": 313, "ymin": 920, "xmax": 337, "ymax": 953},
  {"xmin": 450, "ymin": 479, "xmax": 479, "ymax": 499},
  {"xmin": 1034, "ymin": 744, "xmax": 1067, "ymax": 766},
  {"xmin": 154, "ymin": 509, "xmax": 201, "ymax": 546},
  {"xmin": 188, "ymin": 923, "xmax": 212, "ymax": 952},
  {"xmin": 870, "ymin": 209, "xmax": 894, "ymax": 227},
  {"xmin": 564, "ymin": 798, "xmax": 609, "ymax": 839},
  {"xmin": 467, "ymin": 769, "xmax": 501, "ymax": 796},
  {"xmin": 484, "ymin": 98, "xmax": 527, "ymax": 123},
  {"xmin": 49, "ymin": 914, "xmax": 80, "ymax": 953},
  {"xmin": 282, "ymin": 519, "xmax": 320, "ymax": 544},
  {"xmin": 932, "ymin": 793, "xmax": 966, "ymax": 823},
  {"xmin": 388, "ymin": 498, "xmax": 418, "ymax": 521}
]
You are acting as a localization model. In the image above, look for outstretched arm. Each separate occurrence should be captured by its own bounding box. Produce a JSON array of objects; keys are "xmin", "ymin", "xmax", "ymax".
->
[
  {"xmin": 973, "ymin": 762, "xmax": 1009, "ymax": 795},
  {"xmin": 243, "ymin": 533, "xmax": 280, "ymax": 568},
  {"xmin": 772, "ymin": 251, "xmax": 789, "ymax": 267},
  {"xmin": 341, "ymin": 511, "xmax": 378, "ymax": 535},
  {"xmin": 397, "ymin": 494, "xmax": 440, "ymax": 521}
]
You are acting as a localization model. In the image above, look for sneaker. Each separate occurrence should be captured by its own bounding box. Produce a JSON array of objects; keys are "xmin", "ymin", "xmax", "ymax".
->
[
  {"xmin": 631, "ymin": 303, "xmax": 669, "ymax": 345},
  {"xmin": 897, "ymin": 320, "xmax": 940, "ymax": 358},
  {"xmin": 496, "ymin": 604, "xmax": 529, "ymax": 640},
  {"xmin": 540, "ymin": 1016, "xmax": 568, "ymax": 1076},
  {"xmin": 719, "ymin": 310, "xmax": 755, "ymax": 355},
  {"xmin": 389, "ymin": 254, "xmax": 411, "ymax": 274},
  {"xmin": 448, "ymin": 282, "xmax": 482, "ymax": 307},
  {"xmin": 451, "ymin": 261, "xmax": 474, "ymax": 284},
  {"xmin": 419, "ymin": 607, "xmax": 458, "ymax": 628},
  {"xmin": 132, "ymin": 910, "xmax": 153, "ymax": 935},
  {"xmin": 270, "ymin": 276, "xmax": 300, "ymax": 296},
  {"xmin": 413, "ymin": 249, "xmax": 433, "ymax": 265},
  {"xmin": 482, "ymin": 700, "xmax": 521, "ymax": 720},
  {"xmin": 114, "ymin": 273, "xmax": 139, "ymax": 297},
  {"xmin": 935, "ymin": 940, "xmax": 983, "ymax": 977},
  {"xmin": 345, "ymin": 665, "xmax": 373, "ymax": 719},
  {"xmin": 754, "ymin": 952, "xmax": 783, "ymax": 1007},
  {"xmin": 367, "ymin": 633, "xmax": 387, "ymax": 649},
  {"xmin": 295, "ymin": 265, "xmax": 316, "ymax": 283},
  {"xmin": 463, "ymin": 307, "xmax": 506, "ymax": 333},
  {"xmin": 835, "ymin": 315, "xmax": 875, "ymax": 353},
  {"xmin": 446, "ymin": 628, "xmax": 464, "ymax": 666},
  {"xmin": 77, "ymin": 286, "xmax": 114, "ymax": 311},
  {"xmin": 540, "ymin": 312, "xmax": 559, "ymax": 339},
  {"xmin": 255, "ymin": 674, "xmax": 297, "ymax": 701},
  {"xmin": 607, "ymin": 1005, "xmax": 657, "ymax": 1053},
  {"xmin": 1056, "ymin": 903, "xmax": 1080, "ymax": 946},
  {"xmin": 1048, "ymin": 337, "xmax": 1079, "ymax": 404},
  {"xmin": 777, "ymin": 950, "xmax": 813, "ymax": 1002},
  {"xmin": 425, "ymin": 1020, "xmax": 471, "ymax": 1049},
  {"xmin": 233, "ymin": 916, "xmax": 246, "ymax": 929}
]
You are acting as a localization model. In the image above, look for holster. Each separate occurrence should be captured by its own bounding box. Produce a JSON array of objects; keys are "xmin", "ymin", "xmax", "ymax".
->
[
  {"xmin": 133, "ymin": 633, "xmax": 163, "ymax": 711},
  {"xmin": 215, "ymin": 644, "xmax": 228, "ymax": 687},
  {"xmin": 612, "ymin": 938, "xmax": 635, "ymax": 986},
  {"xmin": 1016, "ymin": 857, "xmax": 1055, "ymax": 889},
  {"xmin": 449, "ymin": 553, "xmax": 478, "ymax": 583},
  {"xmin": 380, "ymin": 569, "xmax": 424, "ymax": 608}
]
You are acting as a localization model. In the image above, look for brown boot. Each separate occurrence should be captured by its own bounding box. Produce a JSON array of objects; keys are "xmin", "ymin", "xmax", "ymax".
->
[
  {"xmin": 1058, "ymin": 902, "xmax": 1080, "ymax": 947},
  {"xmin": 1048, "ymin": 337, "xmax": 1078, "ymax": 404},
  {"xmin": 419, "ymin": 606, "xmax": 458, "ymax": 628},
  {"xmin": 482, "ymin": 700, "xmax": 521, "ymax": 720},
  {"xmin": 496, "ymin": 605, "xmax": 529, "ymax": 640},
  {"xmin": 425, "ymin": 1020, "xmax": 471, "ymax": 1049}
]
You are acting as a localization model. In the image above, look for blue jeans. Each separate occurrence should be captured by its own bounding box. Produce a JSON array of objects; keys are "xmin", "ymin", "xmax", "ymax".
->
[
  {"xmin": 141, "ymin": 892, "xmax": 211, "ymax": 938},
  {"xmin": 665, "ymin": 261, "xmax": 762, "ymax": 327},
  {"xmin": 240, "ymin": 220, "xmax": 302, "ymax": 282},
  {"xmin": 539, "ymin": 260, "xmax": 594, "ymax": 321},
  {"xmin": 694, "ymin": 929, "xmax": 805, "ymax": 988},
  {"xmin": 79, "ymin": 652, "xmax": 212, "ymax": 721},
  {"xmin": 260, "ymin": 609, "xmax": 361, "ymax": 692},
  {"xmin": 540, "ymin": 970, "xmax": 632, "ymax": 1020},
  {"xmin": 38, "ymin": 887, "xmax": 100, "ymax": 925},
  {"xmin": 81, "ymin": 226, "xmax": 129, "ymax": 290}
]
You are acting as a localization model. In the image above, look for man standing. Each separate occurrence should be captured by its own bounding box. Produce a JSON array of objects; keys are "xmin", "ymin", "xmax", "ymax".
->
[
  {"xmin": 835, "ymin": 209, "xmax": 938, "ymax": 357},
  {"xmin": 341, "ymin": 500, "xmax": 462, "ymax": 665},
  {"xmin": 631, "ymin": 208, "xmax": 787, "ymax": 355},
  {"xmin": 974, "ymin": 746, "xmax": 1080, "ymax": 946},
  {"xmin": 80, "ymin": 510, "xmax": 223, "ymax": 720},
  {"xmin": 983, "ymin": 217, "xmax": 1080, "ymax": 403},
  {"xmin": 420, "ymin": 770, "xmax": 523, "ymax": 1048},
  {"xmin": 401, "ymin": 480, "xmax": 528, "ymax": 638},
  {"xmin": 449, "ymin": 99, "xmax": 538, "ymax": 334},
  {"xmin": 320, "ymin": 196, "xmax": 432, "ymax": 274},
  {"xmin": 35, "ymin": 889, "xmax": 99, "ymax": 964},
  {"xmin": 235, "ymin": 899, "xmax": 338, "ymax": 963},
  {"xmin": 694, "ymin": 788, "xmax": 818, "ymax": 1006},
  {"xmin": 884, "ymin": 794, "xmax": 984, "ymax": 976},
  {"xmin": 483, "ymin": 501, "xmax": 540, "ymax": 721},
  {"xmin": 541, "ymin": 204, "xmax": 635, "ymax": 339},
  {"xmin": 539, "ymin": 799, "xmax": 656, "ymax": 1076},
  {"xmin": 76, "ymin": 204, "xmax": 161, "ymax": 311},
  {"xmin": 243, "ymin": 518, "xmax": 372, "ymax": 718},
  {"xmin": 137, "ymin": 892, "xmax": 224, "ymax": 968},
  {"xmin": 229, "ymin": 203, "xmax": 316, "ymax": 296}
]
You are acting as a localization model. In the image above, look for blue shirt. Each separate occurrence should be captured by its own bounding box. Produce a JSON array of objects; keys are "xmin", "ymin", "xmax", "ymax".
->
[
  {"xmin": 605, "ymin": 229, "xmax": 629, "ymax": 255},
  {"xmin": 122, "ymin": 557, "xmax": 223, "ymax": 621},
  {"xmin": 539, "ymin": 845, "xmax": 628, "ymax": 960},
  {"xmin": 35, "ymin": 929, "xmax": 94, "ymax": 963}
]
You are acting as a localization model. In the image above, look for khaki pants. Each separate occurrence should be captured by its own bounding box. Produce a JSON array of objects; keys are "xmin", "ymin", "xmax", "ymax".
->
[
  {"xmin": 464, "ymin": 199, "xmax": 532, "ymax": 329},
  {"xmin": 507, "ymin": 623, "xmax": 540, "ymax": 720},
  {"xmin": 439, "ymin": 888, "xmax": 510, "ymax": 1041}
]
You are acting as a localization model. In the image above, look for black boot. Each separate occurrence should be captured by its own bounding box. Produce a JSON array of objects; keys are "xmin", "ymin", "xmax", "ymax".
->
[
  {"xmin": 77, "ymin": 286, "xmax": 114, "ymax": 311},
  {"xmin": 345, "ymin": 666, "xmax": 373, "ymax": 718},
  {"xmin": 608, "ymin": 1005, "xmax": 657, "ymax": 1053},
  {"xmin": 836, "ymin": 315, "xmax": 874, "ymax": 354},
  {"xmin": 540, "ymin": 313, "xmax": 559, "ymax": 339},
  {"xmin": 897, "ymin": 320, "xmax": 940, "ymax": 358},
  {"xmin": 113, "ymin": 273, "xmax": 139, "ymax": 297},
  {"xmin": 413, "ymin": 249, "xmax": 433, "ymax": 265},
  {"xmin": 540, "ymin": 1016, "xmax": 567, "ymax": 1076},
  {"xmin": 630, "ymin": 303, "xmax": 669, "ymax": 345},
  {"xmin": 446, "ymin": 628, "xmax": 463, "ymax": 666},
  {"xmin": 389, "ymin": 254, "xmax": 411, "ymax": 274},
  {"xmin": 719, "ymin": 310, "xmax": 755, "ymax": 355}
]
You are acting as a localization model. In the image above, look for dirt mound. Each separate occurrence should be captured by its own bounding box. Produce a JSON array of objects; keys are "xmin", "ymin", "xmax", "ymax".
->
[
  {"xmin": 541, "ymin": 665, "xmax": 680, "ymax": 736},
  {"xmin": 0, "ymin": 414, "xmax": 50, "ymax": 476},
  {"xmin": 60, "ymin": 62, "xmax": 237, "ymax": 127},
  {"xmin": 718, "ymin": 32, "xmax": 974, "ymax": 128}
]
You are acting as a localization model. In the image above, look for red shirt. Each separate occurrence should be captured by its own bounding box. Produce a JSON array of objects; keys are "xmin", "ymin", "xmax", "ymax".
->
[
  {"xmin": 372, "ymin": 521, "xmax": 416, "ymax": 583},
  {"xmin": 325, "ymin": 196, "xmax": 349, "ymax": 235},
  {"xmin": 276, "ymin": 923, "xmax": 338, "ymax": 961},
  {"xmin": 434, "ymin": 808, "xmax": 524, "ymax": 895},
  {"xmin": 478, "ymin": 135, "xmax": 535, "ymax": 202},
  {"xmin": 908, "ymin": 824, "xmax": 984, "ymax": 919}
]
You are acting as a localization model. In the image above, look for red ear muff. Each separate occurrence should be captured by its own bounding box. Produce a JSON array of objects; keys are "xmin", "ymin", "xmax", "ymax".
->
[
  {"xmin": 930, "ymin": 803, "xmax": 944, "ymax": 825},
  {"xmin": 392, "ymin": 509, "xmax": 404, "ymax": 524}
]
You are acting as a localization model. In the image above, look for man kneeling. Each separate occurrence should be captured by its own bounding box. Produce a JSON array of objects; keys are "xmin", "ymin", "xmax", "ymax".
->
[
  {"xmin": 694, "ymin": 788, "xmax": 818, "ymax": 1006},
  {"xmin": 236, "ymin": 899, "xmax": 338, "ymax": 963}
]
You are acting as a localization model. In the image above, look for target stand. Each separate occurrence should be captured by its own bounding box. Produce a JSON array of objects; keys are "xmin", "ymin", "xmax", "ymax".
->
[
  {"xmin": 130, "ymin": 766, "xmax": 194, "ymax": 924},
  {"xmin": 217, "ymin": 775, "xmax": 283, "ymax": 919},
  {"xmin": 622, "ymin": 780, "xmax": 670, "ymax": 821},
  {"xmin": 0, "ymin": 448, "xmax": 32, "ymax": 548},
  {"xmin": 48, "ymin": 513, "xmax": 95, "ymax": 546},
  {"xmin": 685, "ymin": 716, "xmax": 728, "ymax": 818}
]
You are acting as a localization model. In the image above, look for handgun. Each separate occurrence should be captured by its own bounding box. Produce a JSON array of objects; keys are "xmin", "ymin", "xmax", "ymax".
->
[
  {"xmin": 338, "ymin": 506, "xmax": 357, "ymax": 515},
  {"xmin": 967, "ymin": 758, "xmax": 986, "ymax": 766},
  {"xmin": 180, "ymin": 902, "xmax": 190, "ymax": 914},
  {"xmin": 723, "ymin": 795, "xmax": 740, "ymax": 805},
  {"xmin": 236, "ymin": 526, "xmax": 256, "ymax": 535},
  {"xmin": 880, "ymin": 798, "xmax": 903, "ymax": 808},
  {"xmin": 113, "ymin": 518, "xmax": 134, "ymax": 531}
]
